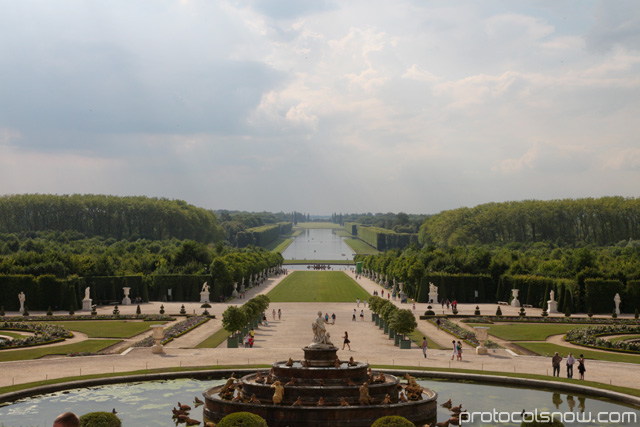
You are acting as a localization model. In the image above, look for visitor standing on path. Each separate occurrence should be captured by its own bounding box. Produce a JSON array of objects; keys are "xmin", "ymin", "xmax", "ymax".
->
[
  {"xmin": 342, "ymin": 331, "xmax": 351, "ymax": 351},
  {"xmin": 331, "ymin": 313, "xmax": 336, "ymax": 324},
  {"xmin": 552, "ymin": 352, "xmax": 562, "ymax": 377},
  {"xmin": 422, "ymin": 337, "xmax": 428, "ymax": 358},
  {"xmin": 278, "ymin": 308, "xmax": 282, "ymax": 320},
  {"xmin": 578, "ymin": 354, "xmax": 586, "ymax": 380},
  {"xmin": 356, "ymin": 298, "xmax": 360, "ymax": 307},
  {"xmin": 436, "ymin": 318, "xmax": 441, "ymax": 329},
  {"xmin": 360, "ymin": 310, "xmax": 364, "ymax": 321},
  {"xmin": 456, "ymin": 341, "xmax": 463, "ymax": 361},
  {"xmin": 451, "ymin": 340, "xmax": 458, "ymax": 360},
  {"xmin": 352, "ymin": 309, "xmax": 356, "ymax": 321},
  {"xmin": 272, "ymin": 309, "xmax": 276, "ymax": 320},
  {"xmin": 566, "ymin": 352, "xmax": 575, "ymax": 379}
]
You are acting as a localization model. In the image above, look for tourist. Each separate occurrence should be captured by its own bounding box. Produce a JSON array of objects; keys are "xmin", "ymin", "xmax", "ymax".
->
[
  {"xmin": 381, "ymin": 290, "xmax": 384, "ymax": 298},
  {"xmin": 422, "ymin": 337, "xmax": 428, "ymax": 358},
  {"xmin": 451, "ymin": 340, "xmax": 458, "ymax": 360},
  {"xmin": 352, "ymin": 309, "xmax": 356, "ymax": 321},
  {"xmin": 342, "ymin": 331, "xmax": 351, "ymax": 351},
  {"xmin": 566, "ymin": 352, "xmax": 575, "ymax": 379},
  {"xmin": 552, "ymin": 352, "xmax": 562, "ymax": 377},
  {"xmin": 359, "ymin": 310, "xmax": 364, "ymax": 321},
  {"xmin": 53, "ymin": 412, "xmax": 79, "ymax": 427},
  {"xmin": 278, "ymin": 308, "xmax": 282, "ymax": 320},
  {"xmin": 325, "ymin": 313, "xmax": 330, "ymax": 322},
  {"xmin": 272, "ymin": 309, "xmax": 276, "ymax": 320},
  {"xmin": 356, "ymin": 298, "xmax": 360, "ymax": 307},
  {"xmin": 249, "ymin": 335, "xmax": 254, "ymax": 348},
  {"xmin": 331, "ymin": 313, "xmax": 336, "ymax": 324},
  {"xmin": 412, "ymin": 302, "xmax": 416, "ymax": 312},
  {"xmin": 577, "ymin": 354, "xmax": 586, "ymax": 380},
  {"xmin": 436, "ymin": 318, "xmax": 441, "ymax": 330},
  {"xmin": 441, "ymin": 300, "xmax": 445, "ymax": 309},
  {"xmin": 456, "ymin": 341, "xmax": 462, "ymax": 361},
  {"xmin": 363, "ymin": 300, "xmax": 367, "ymax": 308},
  {"xmin": 243, "ymin": 334, "xmax": 250, "ymax": 348}
]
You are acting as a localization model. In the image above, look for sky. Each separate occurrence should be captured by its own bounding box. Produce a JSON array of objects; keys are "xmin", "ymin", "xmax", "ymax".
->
[{"xmin": 1, "ymin": 1, "xmax": 639, "ymax": 215}]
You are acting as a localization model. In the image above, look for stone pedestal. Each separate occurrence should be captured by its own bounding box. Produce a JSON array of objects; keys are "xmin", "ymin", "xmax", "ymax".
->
[
  {"xmin": 474, "ymin": 327, "xmax": 489, "ymax": 355},
  {"xmin": 122, "ymin": 287, "xmax": 131, "ymax": 305},
  {"xmin": 82, "ymin": 299, "xmax": 92, "ymax": 312},
  {"xmin": 428, "ymin": 292, "xmax": 438, "ymax": 304},
  {"xmin": 232, "ymin": 282, "xmax": 239, "ymax": 298},
  {"xmin": 200, "ymin": 292, "xmax": 210, "ymax": 303},
  {"xmin": 151, "ymin": 325, "xmax": 165, "ymax": 354},
  {"xmin": 511, "ymin": 289, "xmax": 520, "ymax": 307},
  {"xmin": 547, "ymin": 300, "xmax": 558, "ymax": 314}
]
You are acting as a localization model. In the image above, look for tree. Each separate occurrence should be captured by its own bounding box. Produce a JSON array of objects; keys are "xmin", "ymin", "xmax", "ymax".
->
[
  {"xmin": 390, "ymin": 309, "xmax": 417, "ymax": 338},
  {"xmin": 222, "ymin": 306, "xmax": 247, "ymax": 335}
]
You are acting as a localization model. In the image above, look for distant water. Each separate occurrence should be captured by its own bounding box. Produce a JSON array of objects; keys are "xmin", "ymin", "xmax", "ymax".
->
[{"xmin": 281, "ymin": 228, "xmax": 354, "ymax": 261}]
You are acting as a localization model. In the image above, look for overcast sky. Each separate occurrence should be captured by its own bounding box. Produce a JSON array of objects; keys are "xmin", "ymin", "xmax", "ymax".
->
[{"xmin": 1, "ymin": 1, "xmax": 639, "ymax": 215}]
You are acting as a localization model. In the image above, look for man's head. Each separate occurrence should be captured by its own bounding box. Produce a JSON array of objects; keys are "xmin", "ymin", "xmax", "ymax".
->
[{"xmin": 53, "ymin": 412, "xmax": 79, "ymax": 427}]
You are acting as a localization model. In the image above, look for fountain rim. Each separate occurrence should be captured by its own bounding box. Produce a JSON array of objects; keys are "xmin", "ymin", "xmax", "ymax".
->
[{"xmin": 1, "ymin": 368, "xmax": 639, "ymax": 408}]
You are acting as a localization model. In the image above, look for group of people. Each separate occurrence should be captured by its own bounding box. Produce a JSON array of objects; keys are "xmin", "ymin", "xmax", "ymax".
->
[
  {"xmin": 243, "ymin": 328, "xmax": 256, "ymax": 348},
  {"xmin": 352, "ymin": 308, "xmax": 364, "ymax": 321},
  {"xmin": 441, "ymin": 299, "xmax": 457, "ymax": 311},
  {"xmin": 552, "ymin": 352, "xmax": 586, "ymax": 380},
  {"xmin": 451, "ymin": 340, "xmax": 463, "ymax": 361}
]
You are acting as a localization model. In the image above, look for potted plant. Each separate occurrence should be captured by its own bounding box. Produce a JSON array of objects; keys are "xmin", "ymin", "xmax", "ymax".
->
[
  {"xmin": 390, "ymin": 309, "xmax": 417, "ymax": 349},
  {"xmin": 222, "ymin": 305, "xmax": 247, "ymax": 348}
]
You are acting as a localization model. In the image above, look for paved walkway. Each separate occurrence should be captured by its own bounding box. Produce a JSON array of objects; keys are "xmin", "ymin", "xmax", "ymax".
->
[{"xmin": 1, "ymin": 270, "xmax": 639, "ymax": 393}]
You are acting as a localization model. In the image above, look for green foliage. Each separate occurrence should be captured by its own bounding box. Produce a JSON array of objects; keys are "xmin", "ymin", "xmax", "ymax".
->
[
  {"xmin": 222, "ymin": 305, "xmax": 246, "ymax": 334},
  {"xmin": 635, "ymin": 308, "xmax": 639, "ymax": 319},
  {"xmin": 371, "ymin": 415, "xmax": 416, "ymax": 426},
  {"xmin": 390, "ymin": 308, "xmax": 417, "ymax": 336},
  {"xmin": 180, "ymin": 304, "xmax": 186, "ymax": 315},
  {"xmin": 584, "ymin": 279, "xmax": 625, "ymax": 314},
  {"xmin": 22, "ymin": 305, "xmax": 29, "ymax": 316},
  {"xmin": 380, "ymin": 302, "xmax": 398, "ymax": 322},
  {"xmin": 79, "ymin": 411, "xmax": 122, "ymax": 427},
  {"xmin": 159, "ymin": 304, "xmax": 164, "ymax": 315},
  {"xmin": 216, "ymin": 411, "xmax": 268, "ymax": 427}
]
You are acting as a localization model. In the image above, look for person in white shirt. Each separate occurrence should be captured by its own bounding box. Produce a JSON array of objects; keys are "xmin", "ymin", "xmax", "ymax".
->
[{"xmin": 566, "ymin": 352, "xmax": 576, "ymax": 379}]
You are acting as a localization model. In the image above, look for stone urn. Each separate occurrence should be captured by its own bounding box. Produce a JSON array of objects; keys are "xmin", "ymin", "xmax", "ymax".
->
[
  {"xmin": 151, "ymin": 325, "xmax": 165, "ymax": 354},
  {"xmin": 474, "ymin": 327, "xmax": 490, "ymax": 355}
]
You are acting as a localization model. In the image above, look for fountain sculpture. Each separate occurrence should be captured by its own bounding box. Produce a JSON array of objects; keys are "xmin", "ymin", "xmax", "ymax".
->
[{"xmin": 203, "ymin": 312, "xmax": 437, "ymax": 426}]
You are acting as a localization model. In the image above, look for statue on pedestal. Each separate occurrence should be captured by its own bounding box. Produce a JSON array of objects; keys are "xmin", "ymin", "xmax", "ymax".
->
[
  {"xmin": 614, "ymin": 293, "xmax": 622, "ymax": 315},
  {"xmin": 18, "ymin": 292, "xmax": 25, "ymax": 314},
  {"xmin": 200, "ymin": 281, "xmax": 211, "ymax": 303},
  {"xmin": 547, "ymin": 289, "xmax": 558, "ymax": 314},
  {"xmin": 82, "ymin": 287, "xmax": 93, "ymax": 311},
  {"xmin": 310, "ymin": 311, "xmax": 333, "ymax": 348}
]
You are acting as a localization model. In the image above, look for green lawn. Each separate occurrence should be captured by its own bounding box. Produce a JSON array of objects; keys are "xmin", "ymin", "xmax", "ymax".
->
[
  {"xmin": 265, "ymin": 237, "xmax": 293, "ymax": 252},
  {"xmin": 334, "ymin": 230, "xmax": 353, "ymax": 237},
  {"xmin": 516, "ymin": 342, "xmax": 640, "ymax": 364},
  {"xmin": 267, "ymin": 271, "xmax": 370, "ymax": 302},
  {"xmin": 51, "ymin": 321, "xmax": 166, "ymax": 338},
  {"xmin": 607, "ymin": 334, "xmax": 640, "ymax": 344},
  {"xmin": 408, "ymin": 329, "xmax": 443, "ymax": 350},
  {"xmin": 344, "ymin": 238, "xmax": 380, "ymax": 255},
  {"xmin": 0, "ymin": 331, "xmax": 27, "ymax": 339},
  {"xmin": 466, "ymin": 323, "xmax": 580, "ymax": 341},
  {"xmin": 195, "ymin": 328, "xmax": 231, "ymax": 349},
  {"xmin": 0, "ymin": 340, "xmax": 121, "ymax": 362}
]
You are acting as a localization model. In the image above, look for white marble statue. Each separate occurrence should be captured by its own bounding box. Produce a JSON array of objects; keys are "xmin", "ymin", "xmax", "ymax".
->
[
  {"xmin": 549, "ymin": 289, "xmax": 555, "ymax": 302},
  {"xmin": 202, "ymin": 282, "xmax": 210, "ymax": 293},
  {"xmin": 84, "ymin": 287, "xmax": 91, "ymax": 300},
  {"xmin": 614, "ymin": 293, "xmax": 622, "ymax": 315},
  {"xmin": 18, "ymin": 292, "xmax": 25, "ymax": 313},
  {"xmin": 311, "ymin": 311, "xmax": 333, "ymax": 347}
]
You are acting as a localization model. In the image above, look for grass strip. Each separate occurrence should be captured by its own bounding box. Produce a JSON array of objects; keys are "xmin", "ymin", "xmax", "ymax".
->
[
  {"xmin": 517, "ymin": 342, "xmax": 640, "ymax": 364},
  {"xmin": 465, "ymin": 322, "xmax": 578, "ymax": 341},
  {"xmin": 267, "ymin": 238, "xmax": 294, "ymax": 253},
  {"xmin": 0, "ymin": 340, "xmax": 121, "ymax": 362},
  {"xmin": 283, "ymin": 259, "xmax": 355, "ymax": 265},
  {"xmin": 407, "ymin": 329, "xmax": 443, "ymax": 350},
  {"xmin": 195, "ymin": 328, "xmax": 231, "ymax": 349},
  {"xmin": 49, "ymin": 321, "xmax": 165, "ymax": 338},
  {"xmin": 294, "ymin": 222, "xmax": 342, "ymax": 229},
  {"xmin": 267, "ymin": 271, "xmax": 370, "ymax": 302},
  {"xmin": 344, "ymin": 238, "xmax": 380, "ymax": 255}
]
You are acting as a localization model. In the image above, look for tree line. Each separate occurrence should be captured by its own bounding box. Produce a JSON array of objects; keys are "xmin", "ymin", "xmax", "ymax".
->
[
  {"xmin": 0, "ymin": 194, "xmax": 224, "ymax": 243},
  {"xmin": 419, "ymin": 197, "xmax": 640, "ymax": 247}
]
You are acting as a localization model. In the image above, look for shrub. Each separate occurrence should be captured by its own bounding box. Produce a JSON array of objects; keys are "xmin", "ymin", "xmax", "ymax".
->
[
  {"xmin": 564, "ymin": 305, "xmax": 571, "ymax": 317},
  {"xmin": 217, "ymin": 411, "xmax": 268, "ymax": 427},
  {"xmin": 371, "ymin": 415, "xmax": 415, "ymax": 426},
  {"xmin": 112, "ymin": 305, "xmax": 119, "ymax": 316},
  {"xmin": 180, "ymin": 304, "xmax": 186, "ymax": 315},
  {"xmin": 587, "ymin": 307, "xmax": 593, "ymax": 318},
  {"xmin": 22, "ymin": 305, "xmax": 29, "ymax": 316},
  {"xmin": 635, "ymin": 308, "xmax": 639, "ymax": 320},
  {"xmin": 496, "ymin": 306, "xmax": 503, "ymax": 316},
  {"xmin": 474, "ymin": 306, "xmax": 481, "ymax": 316},
  {"xmin": 46, "ymin": 306, "xmax": 53, "ymax": 316},
  {"xmin": 519, "ymin": 307, "xmax": 526, "ymax": 317},
  {"xmin": 159, "ymin": 304, "xmax": 165, "ymax": 314},
  {"xmin": 136, "ymin": 305, "xmax": 142, "ymax": 315},
  {"xmin": 0, "ymin": 306, "xmax": 4, "ymax": 316},
  {"xmin": 612, "ymin": 309, "xmax": 618, "ymax": 319},
  {"xmin": 424, "ymin": 305, "xmax": 435, "ymax": 316},
  {"xmin": 79, "ymin": 411, "xmax": 122, "ymax": 427}
]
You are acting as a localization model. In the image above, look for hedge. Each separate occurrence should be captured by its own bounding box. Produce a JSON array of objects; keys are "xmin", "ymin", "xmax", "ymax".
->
[
  {"xmin": 584, "ymin": 279, "xmax": 625, "ymax": 314},
  {"xmin": 417, "ymin": 273, "xmax": 495, "ymax": 304}
]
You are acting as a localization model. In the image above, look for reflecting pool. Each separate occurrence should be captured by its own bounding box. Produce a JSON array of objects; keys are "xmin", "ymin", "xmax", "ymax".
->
[
  {"xmin": 1, "ymin": 378, "xmax": 637, "ymax": 426},
  {"xmin": 281, "ymin": 228, "xmax": 354, "ymax": 261}
]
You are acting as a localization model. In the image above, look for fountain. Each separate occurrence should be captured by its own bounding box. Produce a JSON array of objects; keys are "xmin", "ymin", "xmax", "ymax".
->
[{"xmin": 203, "ymin": 312, "xmax": 437, "ymax": 426}]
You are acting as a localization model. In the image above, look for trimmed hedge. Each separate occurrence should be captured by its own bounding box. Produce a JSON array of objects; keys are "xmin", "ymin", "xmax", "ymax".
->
[
  {"xmin": 217, "ymin": 412, "xmax": 268, "ymax": 427},
  {"xmin": 417, "ymin": 273, "xmax": 495, "ymax": 304},
  {"xmin": 372, "ymin": 415, "xmax": 415, "ymax": 426},
  {"xmin": 79, "ymin": 411, "xmax": 122, "ymax": 427},
  {"xmin": 584, "ymin": 279, "xmax": 625, "ymax": 314}
]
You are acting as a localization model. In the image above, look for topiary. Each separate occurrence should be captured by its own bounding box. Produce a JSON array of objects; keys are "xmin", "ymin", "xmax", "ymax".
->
[
  {"xmin": 79, "ymin": 411, "xmax": 122, "ymax": 427},
  {"xmin": 564, "ymin": 305, "xmax": 571, "ymax": 317},
  {"xmin": 519, "ymin": 307, "xmax": 526, "ymax": 317},
  {"xmin": 424, "ymin": 305, "xmax": 435, "ymax": 316},
  {"xmin": 113, "ymin": 305, "xmax": 120, "ymax": 316},
  {"xmin": 216, "ymin": 411, "xmax": 268, "ymax": 427},
  {"xmin": 0, "ymin": 306, "xmax": 4, "ymax": 316},
  {"xmin": 635, "ymin": 308, "xmax": 639, "ymax": 320},
  {"xmin": 136, "ymin": 305, "xmax": 142, "ymax": 315},
  {"xmin": 23, "ymin": 305, "xmax": 30, "ymax": 316},
  {"xmin": 612, "ymin": 309, "xmax": 618, "ymax": 319},
  {"xmin": 371, "ymin": 415, "xmax": 416, "ymax": 426},
  {"xmin": 180, "ymin": 304, "xmax": 187, "ymax": 315},
  {"xmin": 587, "ymin": 307, "xmax": 593, "ymax": 318},
  {"xmin": 159, "ymin": 304, "xmax": 165, "ymax": 315},
  {"xmin": 496, "ymin": 306, "xmax": 503, "ymax": 317},
  {"xmin": 474, "ymin": 306, "xmax": 481, "ymax": 316},
  {"xmin": 46, "ymin": 306, "xmax": 53, "ymax": 316}
]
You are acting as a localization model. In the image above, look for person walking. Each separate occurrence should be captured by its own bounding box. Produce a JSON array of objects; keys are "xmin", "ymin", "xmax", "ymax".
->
[
  {"xmin": 359, "ymin": 310, "xmax": 364, "ymax": 321},
  {"xmin": 552, "ymin": 352, "xmax": 562, "ymax": 377},
  {"xmin": 451, "ymin": 340, "xmax": 458, "ymax": 360},
  {"xmin": 342, "ymin": 331, "xmax": 351, "ymax": 351},
  {"xmin": 356, "ymin": 298, "xmax": 360, "ymax": 307},
  {"xmin": 456, "ymin": 341, "xmax": 463, "ymax": 361},
  {"xmin": 422, "ymin": 337, "xmax": 429, "ymax": 358},
  {"xmin": 566, "ymin": 352, "xmax": 576, "ymax": 379},
  {"xmin": 436, "ymin": 318, "xmax": 441, "ymax": 330},
  {"xmin": 577, "ymin": 354, "xmax": 586, "ymax": 380},
  {"xmin": 278, "ymin": 308, "xmax": 282, "ymax": 320},
  {"xmin": 272, "ymin": 309, "xmax": 276, "ymax": 320},
  {"xmin": 331, "ymin": 313, "xmax": 336, "ymax": 324},
  {"xmin": 352, "ymin": 309, "xmax": 356, "ymax": 321}
]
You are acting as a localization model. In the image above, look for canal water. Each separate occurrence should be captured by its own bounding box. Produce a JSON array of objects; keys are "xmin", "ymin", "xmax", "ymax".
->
[
  {"xmin": 281, "ymin": 228, "xmax": 354, "ymax": 262},
  {"xmin": 1, "ymin": 377, "xmax": 637, "ymax": 426}
]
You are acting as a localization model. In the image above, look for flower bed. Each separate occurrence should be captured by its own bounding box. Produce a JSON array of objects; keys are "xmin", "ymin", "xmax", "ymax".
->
[
  {"xmin": 565, "ymin": 324, "xmax": 640, "ymax": 353},
  {"xmin": 427, "ymin": 318, "xmax": 500, "ymax": 349},
  {"xmin": 463, "ymin": 316, "xmax": 639, "ymax": 325},
  {"xmin": 0, "ymin": 314, "xmax": 174, "ymax": 322},
  {"xmin": 133, "ymin": 316, "xmax": 208, "ymax": 347},
  {"xmin": 0, "ymin": 321, "xmax": 72, "ymax": 349}
]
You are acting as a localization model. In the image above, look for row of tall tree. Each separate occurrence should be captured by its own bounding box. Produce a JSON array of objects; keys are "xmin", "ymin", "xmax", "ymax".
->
[
  {"xmin": 419, "ymin": 197, "xmax": 640, "ymax": 247},
  {"xmin": 0, "ymin": 194, "xmax": 224, "ymax": 243}
]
